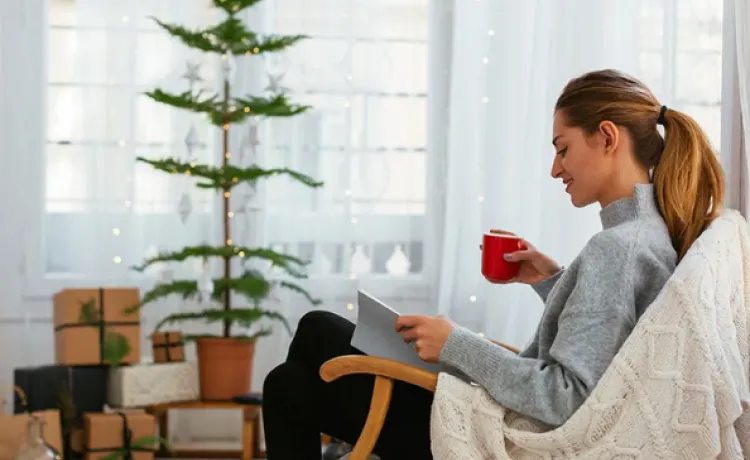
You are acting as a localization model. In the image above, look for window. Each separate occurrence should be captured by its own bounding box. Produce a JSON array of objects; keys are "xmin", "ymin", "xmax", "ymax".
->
[
  {"xmin": 247, "ymin": 0, "xmax": 429, "ymax": 282},
  {"xmin": 43, "ymin": 0, "xmax": 430, "ymax": 292},
  {"xmin": 45, "ymin": 0, "xmax": 218, "ymax": 278},
  {"xmin": 638, "ymin": 0, "xmax": 724, "ymax": 149}
]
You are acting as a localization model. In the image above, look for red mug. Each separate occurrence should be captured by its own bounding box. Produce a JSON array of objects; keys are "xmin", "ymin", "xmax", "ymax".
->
[{"xmin": 481, "ymin": 232, "xmax": 527, "ymax": 282}]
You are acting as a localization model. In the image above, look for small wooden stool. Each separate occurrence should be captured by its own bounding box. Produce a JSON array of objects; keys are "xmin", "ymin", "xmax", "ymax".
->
[{"xmin": 145, "ymin": 399, "xmax": 263, "ymax": 459}]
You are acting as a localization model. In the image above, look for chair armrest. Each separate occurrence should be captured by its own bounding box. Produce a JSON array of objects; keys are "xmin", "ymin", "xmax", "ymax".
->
[
  {"xmin": 489, "ymin": 340, "xmax": 521, "ymax": 354},
  {"xmin": 320, "ymin": 355, "xmax": 438, "ymax": 392}
]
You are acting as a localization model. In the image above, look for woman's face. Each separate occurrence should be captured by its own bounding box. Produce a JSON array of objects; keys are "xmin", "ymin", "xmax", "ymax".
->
[{"xmin": 550, "ymin": 111, "xmax": 615, "ymax": 208}]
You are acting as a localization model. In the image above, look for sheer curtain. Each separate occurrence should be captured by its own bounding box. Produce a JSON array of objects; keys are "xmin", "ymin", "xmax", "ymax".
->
[
  {"xmin": 430, "ymin": 0, "xmax": 727, "ymax": 348},
  {"xmin": 733, "ymin": 0, "xmax": 750, "ymax": 215},
  {"xmin": 42, "ymin": 0, "xmax": 219, "ymax": 288}
]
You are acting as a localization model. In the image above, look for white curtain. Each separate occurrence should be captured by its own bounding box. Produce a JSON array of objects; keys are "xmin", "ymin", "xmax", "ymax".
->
[
  {"xmin": 734, "ymin": 0, "xmax": 750, "ymax": 215},
  {"xmin": 430, "ymin": 0, "xmax": 727, "ymax": 348}
]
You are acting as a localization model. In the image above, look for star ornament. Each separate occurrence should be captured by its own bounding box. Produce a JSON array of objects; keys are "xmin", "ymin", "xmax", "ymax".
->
[
  {"xmin": 264, "ymin": 72, "xmax": 290, "ymax": 94},
  {"xmin": 182, "ymin": 62, "xmax": 203, "ymax": 87}
]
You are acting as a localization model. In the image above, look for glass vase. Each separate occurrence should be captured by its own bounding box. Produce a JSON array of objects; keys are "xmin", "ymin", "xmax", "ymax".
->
[{"xmin": 13, "ymin": 414, "xmax": 61, "ymax": 460}]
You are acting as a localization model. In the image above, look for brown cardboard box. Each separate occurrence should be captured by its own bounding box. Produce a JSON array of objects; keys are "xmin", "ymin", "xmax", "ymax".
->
[
  {"xmin": 81, "ymin": 412, "xmax": 156, "ymax": 460},
  {"xmin": 0, "ymin": 410, "xmax": 63, "ymax": 460},
  {"xmin": 53, "ymin": 288, "xmax": 141, "ymax": 365},
  {"xmin": 151, "ymin": 331, "xmax": 186, "ymax": 363}
]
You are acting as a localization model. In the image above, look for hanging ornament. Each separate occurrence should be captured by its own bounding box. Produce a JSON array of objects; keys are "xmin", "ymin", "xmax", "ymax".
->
[
  {"xmin": 184, "ymin": 124, "xmax": 200, "ymax": 158},
  {"xmin": 177, "ymin": 193, "xmax": 193, "ymax": 224},
  {"xmin": 385, "ymin": 244, "xmax": 411, "ymax": 275},
  {"xmin": 197, "ymin": 259, "xmax": 214, "ymax": 303},
  {"xmin": 221, "ymin": 53, "xmax": 236, "ymax": 82},
  {"xmin": 182, "ymin": 62, "xmax": 203, "ymax": 91}
]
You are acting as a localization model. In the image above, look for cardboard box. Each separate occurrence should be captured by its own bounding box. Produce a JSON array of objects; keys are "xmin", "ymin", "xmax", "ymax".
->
[
  {"xmin": 81, "ymin": 412, "xmax": 156, "ymax": 460},
  {"xmin": 108, "ymin": 362, "xmax": 199, "ymax": 408},
  {"xmin": 0, "ymin": 410, "xmax": 63, "ymax": 460},
  {"xmin": 53, "ymin": 288, "xmax": 141, "ymax": 366},
  {"xmin": 151, "ymin": 331, "xmax": 185, "ymax": 363}
]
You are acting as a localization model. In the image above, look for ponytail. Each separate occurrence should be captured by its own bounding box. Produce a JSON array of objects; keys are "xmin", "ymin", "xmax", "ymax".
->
[{"xmin": 653, "ymin": 108, "xmax": 725, "ymax": 260}]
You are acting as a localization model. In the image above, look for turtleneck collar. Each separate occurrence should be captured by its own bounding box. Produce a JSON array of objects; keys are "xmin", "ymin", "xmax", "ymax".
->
[{"xmin": 599, "ymin": 183, "xmax": 661, "ymax": 229}]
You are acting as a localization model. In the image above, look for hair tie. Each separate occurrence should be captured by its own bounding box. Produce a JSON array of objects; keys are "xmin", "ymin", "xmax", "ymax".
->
[{"xmin": 657, "ymin": 105, "xmax": 668, "ymax": 126}]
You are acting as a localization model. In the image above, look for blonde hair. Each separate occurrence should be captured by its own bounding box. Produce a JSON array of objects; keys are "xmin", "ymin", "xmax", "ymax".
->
[{"xmin": 555, "ymin": 69, "xmax": 725, "ymax": 260}]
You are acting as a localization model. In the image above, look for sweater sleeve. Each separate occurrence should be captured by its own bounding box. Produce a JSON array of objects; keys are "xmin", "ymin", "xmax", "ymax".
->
[
  {"xmin": 530, "ymin": 269, "xmax": 565, "ymax": 302},
  {"xmin": 439, "ymin": 232, "xmax": 637, "ymax": 427}
]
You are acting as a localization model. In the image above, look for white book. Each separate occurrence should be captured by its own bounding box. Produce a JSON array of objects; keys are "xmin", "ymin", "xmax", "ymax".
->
[{"xmin": 350, "ymin": 290, "xmax": 443, "ymax": 374}]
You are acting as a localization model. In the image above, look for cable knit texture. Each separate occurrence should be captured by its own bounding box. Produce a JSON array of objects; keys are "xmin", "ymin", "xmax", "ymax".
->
[{"xmin": 430, "ymin": 210, "xmax": 750, "ymax": 459}]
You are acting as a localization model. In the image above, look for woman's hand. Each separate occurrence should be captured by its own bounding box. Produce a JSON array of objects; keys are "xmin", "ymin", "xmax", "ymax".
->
[
  {"xmin": 395, "ymin": 315, "xmax": 455, "ymax": 363},
  {"xmin": 481, "ymin": 230, "xmax": 562, "ymax": 285}
]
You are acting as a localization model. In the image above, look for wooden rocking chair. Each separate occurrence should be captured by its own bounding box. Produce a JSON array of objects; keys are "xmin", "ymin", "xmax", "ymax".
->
[{"xmin": 319, "ymin": 341, "xmax": 521, "ymax": 460}]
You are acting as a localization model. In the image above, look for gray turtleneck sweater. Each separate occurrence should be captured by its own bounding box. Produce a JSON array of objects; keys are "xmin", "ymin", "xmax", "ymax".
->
[{"xmin": 439, "ymin": 184, "xmax": 677, "ymax": 427}]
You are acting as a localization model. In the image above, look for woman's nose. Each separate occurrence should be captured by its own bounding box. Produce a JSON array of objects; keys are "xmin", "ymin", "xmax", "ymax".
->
[{"xmin": 550, "ymin": 155, "xmax": 563, "ymax": 179}]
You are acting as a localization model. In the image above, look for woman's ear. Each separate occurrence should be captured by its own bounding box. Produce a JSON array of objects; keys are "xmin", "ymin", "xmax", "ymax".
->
[{"xmin": 598, "ymin": 120, "xmax": 619, "ymax": 154}]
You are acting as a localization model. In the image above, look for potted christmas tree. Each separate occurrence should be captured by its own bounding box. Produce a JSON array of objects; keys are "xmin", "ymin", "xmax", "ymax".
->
[{"xmin": 128, "ymin": 0, "xmax": 322, "ymax": 400}]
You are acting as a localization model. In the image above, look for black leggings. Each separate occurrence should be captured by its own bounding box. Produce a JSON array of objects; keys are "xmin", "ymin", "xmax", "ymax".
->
[{"xmin": 262, "ymin": 310, "xmax": 434, "ymax": 460}]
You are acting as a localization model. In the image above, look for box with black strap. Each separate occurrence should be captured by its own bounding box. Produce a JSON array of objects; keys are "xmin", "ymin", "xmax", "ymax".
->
[
  {"xmin": 150, "ymin": 331, "xmax": 185, "ymax": 363},
  {"xmin": 52, "ymin": 288, "xmax": 141, "ymax": 366}
]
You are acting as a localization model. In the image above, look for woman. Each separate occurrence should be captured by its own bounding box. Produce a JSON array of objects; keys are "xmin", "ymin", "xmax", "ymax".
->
[{"xmin": 261, "ymin": 69, "xmax": 726, "ymax": 460}]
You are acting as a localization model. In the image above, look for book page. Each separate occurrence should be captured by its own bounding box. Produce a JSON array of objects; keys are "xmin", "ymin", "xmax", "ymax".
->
[{"xmin": 350, "ymin": 290, "xmax": 443, "ymax": 374}]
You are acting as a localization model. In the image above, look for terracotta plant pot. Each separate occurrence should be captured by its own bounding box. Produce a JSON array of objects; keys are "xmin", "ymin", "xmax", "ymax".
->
[{"xmin": 196, "ymin": 337, "xmax": 255, "ymax": 400}]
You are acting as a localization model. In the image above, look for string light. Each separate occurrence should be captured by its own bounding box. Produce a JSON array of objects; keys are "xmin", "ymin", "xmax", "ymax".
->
[
  {"xmin": 229, "ymin": 105, "xmax": 236, "ymax": 112},
  {"xmin": 118, "ymin": 140, "xmax": 126, "ymax": 147},
  {"xmin": 482, "ymin": 57, "xmax": 489, "ymax": 64},
  {"xmin": 184, "ymin": 170, "xmax": 191, "ymax": 176},
  {"xmin": 253, "ymin": 47, "xmax": 260, "ymax": 53},
  {"xmin": 488, "ymin": 29, "xmax": 495, "ymax": 36},
  {"xmin": 478, "ymin": 332, "xmax": 485, "ymax": 337},
  {"xmin": 228, "ymin": 211, "xmax": 234, "ymax": 218},
  {"xmin": 344, "ymin": 189, "xmax": 351, "ymax": 196},
  {"xmin": 225, "ymin": 152, "xmax": 232, "ymax": 159},
  {"xmin": 121, "ymin": 16, "xmax": 129, "ymax": 23},
  {"xmin": 344, "ymin": 101, "xmax": 351, "ymax": 108},
  {"xmin": 347, "ymin": 303, "xmax": 354, "ymax": 310},
  {"xmin": 482, "ymin": 96, "xmax": 489, "ymax": 103},
  {"xmin": 224, "ymin": 191, "xmax": 230, "ymax": 198},
  {"xmin": 238, "ymin": 251, "xmax": 245, "ymax": 257},
  {"xmin": 223, "ymin": 124, "xmax": 230, "ymax": 131},
  {"xmin": 190, "ymin": 161, "xmax": 196, "ymax": 167},
  {"xmin": 124, "ymin": 200, "xmax": 132, "ymax": 208},
  {"xmin": 112, "ymin": 228, "xmax": 120, "ymax": 236},
  {"xmin": 350, "ymin": 217, "xmax": 357, "ymax": 224},
  {"xmin": 113, "ymin": 256, "xmax": 122, "ymax": 264},
  {"xmin": 221, "ymin": 54, "xmax": 228, "ymax": 60},
  {"xmin": 346, "ymin": 74, "xmax": 353, "ymax": 81},
  {"xmin": 244, "ymin": 107, "xmax": 251, "ymax": 113},
  {"xmin": 469, "ymin": 295, "xmax": 477, "ymax": 302},
  {"xmin": 478, "ymin": 195, "xmax": 484, "ymax": 202},
  {"xmin": 226, "ymin": 239, "xmax": 233, "ymax": 245},
  {"xmin": 349, "ymin": 273, "xmax": 356, "ymax": 280}
]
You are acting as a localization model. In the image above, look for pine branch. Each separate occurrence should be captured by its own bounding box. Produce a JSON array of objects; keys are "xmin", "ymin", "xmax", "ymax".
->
[
  {"xmin": 131, "ymin": 245, "xmax": 310, "ymax": 278},
  {"xmin": 278, "ymin": 280, "xmax": 322, "ymax": 306},
  {"xmin": 143, "ymin": 89, "xmax": 310, "ymax": 125},
  {"xmin": 212, "ymin": 0, "xmax": 263, "ymax": 16},
  {"xmin": 143, "ymin": 88, "xmax": 219, "ymax": 116},
  {"xmin": 231, "ymin": 94, "xmax": 310, "ymax": 120},
  {"xmin": 153, "ymin": 308, "xmax": 291, "ymax": 336},
  {"xmin": 152, "ymin": 16, "xmax": 306, "ymax": 56},
  {"xmin": 135, "ymin": 157, "xmax": 324, "ymax": 190},
  {"xmin": 131, "ymin": 271, "xmax": 272, "ymax": 312}
]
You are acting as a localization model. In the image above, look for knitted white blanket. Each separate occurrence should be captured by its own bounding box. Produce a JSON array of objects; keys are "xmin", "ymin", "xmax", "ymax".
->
[{"xmin": 431, "ymin": 211, "xmax": 750, "ymax": 459}]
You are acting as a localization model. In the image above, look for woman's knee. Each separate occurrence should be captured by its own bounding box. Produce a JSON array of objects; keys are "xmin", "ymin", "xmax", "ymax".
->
[{"xmin": 288, "ymin": 309, "xmax": 355, "ymax": 364}]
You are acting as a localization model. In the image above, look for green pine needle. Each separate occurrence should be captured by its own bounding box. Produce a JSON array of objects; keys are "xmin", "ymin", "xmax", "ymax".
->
[
  {"xmin": 135, "ymin": 156, "xmax": 324, "ymax": 190},
  {"xmin": 279, "ymin": 280, "xmax": 323, "ymax": 306},
  {"xmin": 153, "ymin": 308, "xmax": 291, "ymax": 336},
  {"xmin": 131, "ymin": 245, "xmax": 310, "ymax": 278},
  {"xmin": 152, "ymin": 15, "xmax": 307, "ymax": 57},
  {"xmin": 131, "ymin": 271, "xmax": 272, "ymax": 313},
  {"xmin": 212, "ymin": 0, "xmax": 263, "ymax": 15}
]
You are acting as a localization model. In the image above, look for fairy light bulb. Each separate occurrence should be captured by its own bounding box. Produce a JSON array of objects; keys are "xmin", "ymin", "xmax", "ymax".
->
[
  {"xmin": 228, "ymin": 211, "xmax": 234, "ymax": 218},
  {"xmin": 224, "ymin": 191, "xmax": 230, "ymax": 198},
  {"xmin": 113, "ymin": 256, "xmax": 122, "ymax": 264},
  {"xmin": 112, "ymin": 228, "xmax": 120, "ymax": 236},
  {"xmin": 469, "ymin": 295, "xmax": 477, "ymax": 302},
  {"xmin": 478, "ymin": 195, "xmax": 484, "ymax": 202},
  {"xmin": 347, "ymin": 303, "xmax": 354, "ymax": 310}
]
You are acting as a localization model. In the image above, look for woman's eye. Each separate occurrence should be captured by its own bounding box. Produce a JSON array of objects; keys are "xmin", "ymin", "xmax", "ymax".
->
[{"xmin": 557, "ymin": 148, "xmax": 567, "ymax": 157}]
